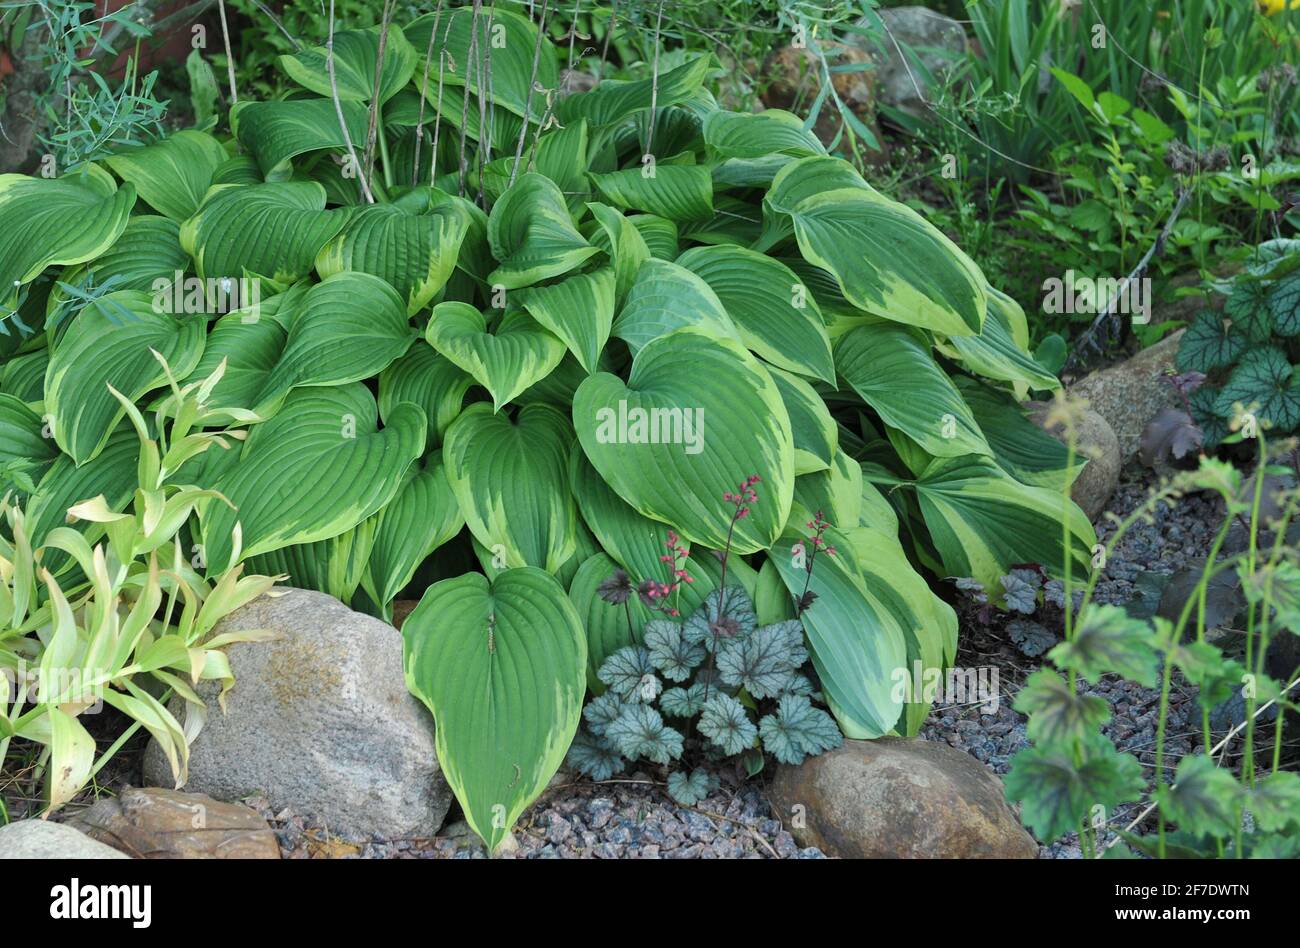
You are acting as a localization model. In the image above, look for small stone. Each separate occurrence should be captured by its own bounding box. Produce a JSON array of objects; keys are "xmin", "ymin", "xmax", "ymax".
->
[
  {"xmin": 68, "ymin": 787, "xmax": 280, "ymax": 859},
  {"xmin": 0, "ymin": 820, "xmax": 130, "ymax": 859}
]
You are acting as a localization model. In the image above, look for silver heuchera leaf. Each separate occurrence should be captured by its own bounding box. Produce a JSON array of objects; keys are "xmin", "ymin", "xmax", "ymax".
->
[
  {"xmin": 715, "ymin": 619, "xmax": 807, "ymax": 698},
  {"xmin": 698, "ymin": 693, "xmax": 757, "ymax": 755},
  {"xmin": 683, "ymin": 585, "xmax": 757, "ymax": 650},
  {"xmin": 643, "ymin": 618, "xmax": 706, "ymax": 682}
]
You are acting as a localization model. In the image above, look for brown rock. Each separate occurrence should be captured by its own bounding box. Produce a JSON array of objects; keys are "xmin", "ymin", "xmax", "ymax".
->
[
  {"xmin": 1028, "ymin": 401, "xmax": 1121, "ymax": 521},
  {"xmin": 69, "ymin": 787, "xmax": 280, "ymax": 859},
  {"xmin": 768, "ymin": 739, "xmax": 1037, "ymax": 858},
  {"xmin": 1069, "ymin": 329, "xmax": 1184, "ymax": 462},
  {"xmin": 760, "ymin": 42, "xmax": 885, "ymax": 159}
]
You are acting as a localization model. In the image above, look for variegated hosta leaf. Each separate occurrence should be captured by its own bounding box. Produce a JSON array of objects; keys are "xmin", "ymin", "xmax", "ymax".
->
[
  {"xmin": 766, "ymin": 365, "xmax": 836, "ymax": 475},
  {"xmin": 402, "ymin": 567, "xmax": 586, "ymax": 853},
  {"xmin": 585, "ymin": 201, "xmax": 651, "ymax": 304},
  {"xmin": 556, "ymin": 55, "xmax": 712, "ymax": 127},
  {"xmin": 517, "ymin": 267, "xmax": 615, "ymax": 374},
  {"xmin": 104, "ymin": 129, "xmax": 228, "ymax": 220},
  {"xmin": 703, "ymin": 109, "xmax": 825, "ymax": 159},
  {"xmin": 362, "ymin": 452, "xmax": 464, "ymax": 612},
  {"xmin": 232, "ymin": 98, "xmax": 368, "ymax": 177},
  {"xmin": 956, "ymin": 377, "xmax": 1083, "ymax": 492},
  {"xmin": 771, "ymin": 525, "xmax": 908, "ymax": 738},
  {"xmin": 611, "ymin": 258, "xmax": 740, "ymax": 355},
  {"xmin": 792, "ymin": 449, "xmax": 863, "ymax": 531},
  {"xmin": 0, "ymin": 167, "xmax": 134, "ymax": 309},
  {"xmin": 1, "ymin": 350, "xmax": 47, "ymax": 402},
  {"xmin": 939, "ymin": 286, "xmax": 1059, "ymax": 396},
  {"xmin": 482, "ymin": 120, "xmax": 589, "ymax": 208},
  {"xmin": 574, "ymin": 327, "xmax": 794, "ymax": 555},
  {"xmin": 835, "ymin": 324, "xmax": 990, "ymax": 458},
  {"xmin": 588, "ymin": 166, "xmax": 713, "ymax": 223},
  {"xmin": 425, "ymin": 302, "xmax": 565, "ymax": 411},
  {"xmin": 443, "ymin": 402, "xmax": 577, "ymax": 573},
  {"xmin": 377, "ymin": 343, "xmax": 472, "ymax": 448},
  {"xmin": 247, "ymin": 521, "xmax": 375, "ymax": 604},
  {"xmin": 404, "ymin": 7, "xmax": 557, "ymax": 120},
  {"xmin": 676, "ymin": 245, "xmax": 835, "ymax": 384},
  {"xmin": 180, "ymin": 304, "xmax": 290, "ymax": 421},
  {"xmin": 180, "ymin": 181, "xmax": 347, "ymax": 282},
  {"xmin": 47, "ymin": 215, "xmax": 189, "ymax": 317},
  {"xmin": 486, "ymin": 173, "xmax": 598, "ymax": 289},
  {"xmin": 199, "ymin": 384, "xmax": 426, "ymax": 575},
  {"xmin": 766, "ymin": 156, "xmax": 987, "ymax": 336},
  {"xmin": 568, "ymin": 446, "xmax": 719, "ymax": 618},
  {"xmin": 279, "ymin": 24, "xmax": 416, "ymax": 103},
  {"xmin": 908, "ymin": 455, "xmax": 1097, "ymax": 591},
  {"xmin": 567, "ymin": 551, "xmax": 653, "ymax": 692},
  {"xmin": 631, "ymin": 214, "xmax": 680, "ymax": 260},
  {"xmin": 45, "ymin": 291, "xmax": 206, "ymax": 465},
  {"xmin": 0, "ymin": 393, "xmax": 58, "ymax": 487},
  {"xmin": 315, "ymin": 188, "xmax": 470, "ymax": 314}
]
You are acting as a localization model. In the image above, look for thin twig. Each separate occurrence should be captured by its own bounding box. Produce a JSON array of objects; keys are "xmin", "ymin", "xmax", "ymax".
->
[
  {"xmin": 596, "ymin": 0, "xmax": 617, "ymax": 85},
  {"xmin": 215, "ymin": 0, "xmax": 237, "ymax": 105},
  {"xmin": 327, "ymin": 0, "xmax": 374, "ymax": 204},
  {"xmin": 429, "ymin": 50, "xmax": 448, "ymax": 187},
  {"xmin": 247, "ymin": 0, "xmax": 301, "ymax": 50},
  {"xmin": 510, "ymin": 0, "xmax": 550, "ymax": 187},
  {"xmin": 362, "ymin": 0, "xmax": 395, "ymax": 192},
  {"xmin": 457, "ymin": 0, "xmax": 482, "ymax": 197},
  {"xmin": 412, "ymin": 0, "xmax": 446, "ymax": 188},
  {"xmin": 642, "ymin": 0, "xmax": 665, "ymax": 161}
]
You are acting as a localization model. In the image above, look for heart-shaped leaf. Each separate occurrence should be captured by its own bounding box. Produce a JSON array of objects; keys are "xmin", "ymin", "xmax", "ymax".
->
[
  {"xmin": 589, "ymin": 166, "xmax": 713, "ymax": 223},
  {"xmin": 232, "ymin": 98, "xmax": 369, "ymax": 177},
  {"xmin": 279, "ymin": 24, "xmax": 416, "ymax": 104},
  {"xmin": 402, "ymin": 567, "xmax": 586, "ymax": 852},
  {"xmin": 425, "ymin": 302, "xmax": 564, "ymax": 411},
  {"xmin": 574, "ymin": 327, "xmax": 794, "ymax": 554},
  {"xmin": 486, "ymin": 173, "xmax": 598, "ymax": 289},
  {"xmin": 377, "ymin": 343, "xmax": 472, "ymax": 448},
  {"xmin": 612, "ymin": 258, "xmax": 740, "ymax": 355},
  {"xmin": 517, "ymin": 267, "xmax": 615, "ymax": 374},
  {"xmin": 104, "ymin": 129, "xmax": 228, "ymax": 220}
]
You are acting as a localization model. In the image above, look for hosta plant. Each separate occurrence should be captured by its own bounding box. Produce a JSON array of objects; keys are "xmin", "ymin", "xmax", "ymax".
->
[{"xmin": 0, "ymin": 9, "xmax": 1094, "ymax": 851}]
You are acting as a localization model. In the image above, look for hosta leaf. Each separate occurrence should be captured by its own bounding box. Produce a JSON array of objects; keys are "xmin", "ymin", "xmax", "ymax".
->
[
  {"xmin": 606, "ymin": 702, "xmax": 683, "ymax": 763},
  {"xmin": 589, "ymin": 166, "xmax": 713, "ymax": 223},
  {"xmin": 1175, "ymin": 309, "xmax": 1247, "ymax": 373},
  {"xmin": 1, "ymin": 350, "xmax": 48, "ymax": 402},
  {"xmin": 955, "ymin": 377, "xmax": 1083, "ymax": 491},
  {"xmin": 180, "ymin": 181, "xmax": 346, "ymax": 282},
  {"xmin": 793, "ymin": 449, "xmax": 863, "ymax": 530},
  {"xmin": 557, "ymin": 55, "xmax": 711, "ymax": 127},
  {"xmin": 574, "ymin": 327, "xmax": 795, "ymax": 555},
  {"xmin": 405, "ymin": 8, "xmax": 557, "ymax": 119},
  {"xmin": 315, "ymin": 188, "xmax": 469, "ymax": 314},
  {"xmin": 45, "ymin": 291, "xmax": 205, "ymax": 465},
  {"xmin": 643, "ymin": 618, "xmax": 706, "ymax": 682},
  {"xmin": 248, "ymin": 522, "xmax": 375, "ymax": 603},
  {"xmin": 0, "ymin": 168, "xmax": 134, "ymax": 308},
  {"xmin": 767, "ymin": 365, "xmax": 837, "ymax": 474},
  {"xmin": 199, "ymin": 384, "xmax": 425, "ymax": 574},
  {"xmin": 0, "ymin": 394, "xmax": 56, "ymax": 471},
  {"xmin": 1049, "ymin": 604, "xmax": 1159, "ymax": 686},
  {"xmin": 425, "ymin": 302, "xmax": 565, "ymax": 411},
  {"xmin": 402, "ymin": 567, "xmax": 586, "ymax": 852},
  {"xmin": 377, "ymin": 343, "xmax": 471, "ymax": 448},
  {"xmin": 611, "ymin": 258, "xmax": 740, "ymax": 355},
  {"xmin": 767, "ymin": 156, "xmax": 986, "ymax": 336},
  {"xmin": 703, "ymin": 109, "xmax": 825, "ymax": 159},
  {"xmin": 49, "ymin": 215, "xmax": 189, "ymax": 319},
  {"xmin": 907, "ymin": 455, "xmax": 1096, "ymax": 592},
  {"xmin": 483, "ymin": 120, "xmax": 590, "ymax": 208},
  {"xmin": 698, "ymin": 693, "xmax": 757, "ymax": 755},
  {"xmin": 1270, "ymin": 271, "xmax": 1300, "ymax": 337},
  {"xmin": 942, "ymin": 286, "xmax": 1060, "ymax": 394},
  {"xmin": 836, "ymin": 324, "xmax": 989, "ymax": 458},
  {"xmin": 716, "ymin": 619, "xmax": 806, "ymax": 698},
  {"xmin": 758, "ymin": 694, "xmax": 842, "ymax": 765},
  {"xmin": 252, "ymin": 272, "xmax": 415, "ymax": 413},
  {"xmin": 517, "ymin": 267, "xmax": 615, "ymax": 374},
  {"xmin": 487, "ymin": 173, "xmax": 598, "ymax": 289},
  {"xmin": 362, "ymin": 452, "xmax": 463, "ymax": 612},
  {"xmin": 179, "ymin": 296, "xmax": 291, "ymax": 421},
  {"xmin": 443, "ymin": 402, "xmax": 577, "ymax": 572},
  {"xmin": 568, "ymin": 552, "xmax": 653, "ymax": 692},
  {"xmin": 104, "ymin": 129, "xmax": 227, "ymax": 221},
  {"xmin": 771, "ymin": 526, "xmax": 908, "ymax": 738},
  {"xmin": 629, "ymin": 214, "xmax": 679, "ymax": 260},
  {"xmin": 1013, "ymin": 668, "xmax": 1111, "ymax": 748},
  {"xmin": 231, "ymin": 98, "xmax": 368, "ymax": 177},
  {"xmin": 1154, "ymin": 754, "xmax": 1241, "ymax": 839},
  {"xmin": 677, "ymin": 245, "xmax": 835, "ymax": 384},
  {"xmin": 279, "ymin": 24, "xmax": 416, "ymax": 103},
  {"xmin": 1213, "ymin": 346, "xmax": 1300, "ymax": 430},
  {"xmin": 586, "ymin": 201, "xmax": 652, "ymax": 304}
]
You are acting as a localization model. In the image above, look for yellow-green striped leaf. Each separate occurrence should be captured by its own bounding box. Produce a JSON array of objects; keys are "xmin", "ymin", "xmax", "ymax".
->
[
  {"xmin": 425, "ymin": 302, "xmax": 564, "ymax": 411},
  {"xmin": 517, "ymin": 267, "xmax": 615, "ymax": 374}
]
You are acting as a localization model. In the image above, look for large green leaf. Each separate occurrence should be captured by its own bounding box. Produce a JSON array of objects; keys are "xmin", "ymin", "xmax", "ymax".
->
[
  {"xmin": 574, "ymin": 327, "xmax": 794, "ymax": 554},
  {"xmin": 588, "ymin": 166, "xmax": 713, "ymax": 223},
  {"xmin": 835, "ymin": 324, "xmax": 989, "ymax": 458},
  {"xmin": 315, "ymin": 188, "xmax": 469, "ymax": 314},
  {"xmin": 771, "ymin": 525, "xmax": 908, "ymax": 738},
  {"xmin": 557, "ymin": 56, "xmax": 711, "ymax": 127},
  {"xmin": 199, "ymin": 384, "xmax": 425, "ymax": 574},
  {"xmin": 279, "ymin": 24, "xmax": 416, "ymax": 104},
  {"xmin": 0, "ymin": 168, "xmax": 134, "ymax": 309},
  {"xmin": 248, "ymin": 522, "xmax": 375, "ymax": 604},
  {"xmin": 792, "ymin": 449, "xmax": 862, "ymax": 530},
  {"xmin": 486, "ymin": 173, "xmax": 597, "ymax": 289},
  {"xmin": 677, "ymin": 245, "xmax": 835, "ymax": 384},
  {"xmin": 907, "ymin": 455, "xmax": 1096, "ymax": 590},
  {"xmin": 104, "ymin": 129, "xmax": 228, "ymax": 220},
  {"xmin": 585, "ymin": 201, "xmax": 652, "ymax": 304},
  {"xmin": 0, "ymin": 393, "xmax": 57, "ymax": 489},
  {"xmin": 232, "ymin": 98, "xmax": 368, "ymax": 177},
  {"xmin": 956, "ymin": 377, "xmax": 1083, "ymax": 491},
  {"xmin": 703, "ymin": 109, "xmax": 825, "ymax": 159},
  {"xmin": 443, "ymin": 402, "xmax": 577, "ymax": 573},
  {"xmin": 940, "ymin": 286, "xmax": 1059, "ymax": 394},
  {"xmin": 766, "ymin": 156, "xmax": 987, "ymax": 336},
  {"xmin": 517, "ymin": 268, "xmax": 615, "ymax": 374},
  {"xmin": 362, "ymin": 452, "xmax": 464, "ymax": 612},
  {"xmin": 425, "ymin": 302, "xmax": 565, "ymax": 411},
  {"xmin": 611, "ymin": 258, "xmax": 740, "ymax": 355},
  {"xmin": 767, "ymin": 365, "xmax": 836, "ymax": 475},
  {"xmin": 377, "ymin": 343, "xmax": 472, "ymax": 447},
  {"xmin": 48, "ymin": 215, "xmax": 189, "ymax": 317},
  {"xmin": 45, "ymin": 291, "xmax": 205, "ymax": 465},
  {"xmin": 180, "ymin": 181, "xmax": 346, "ymax": 283},
  {"xmin": 402, "ymin": 567, "xmax": 586, "ymax": 852}
]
